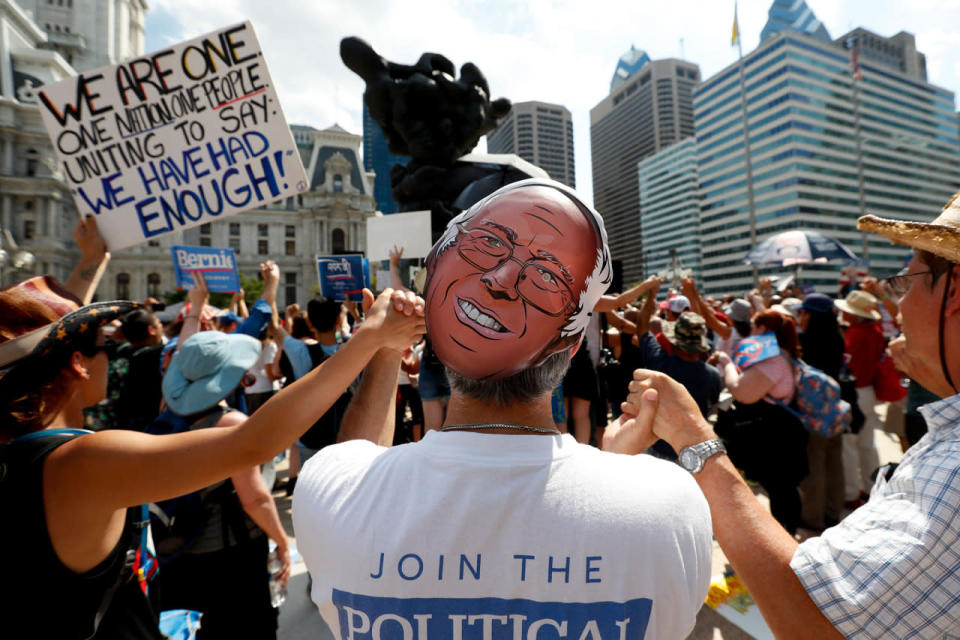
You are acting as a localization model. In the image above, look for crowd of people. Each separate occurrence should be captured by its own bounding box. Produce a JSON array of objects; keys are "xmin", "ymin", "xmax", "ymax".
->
[{"xmin": 1, "ymin": 177, "xmax": 958, "ymax": 639}]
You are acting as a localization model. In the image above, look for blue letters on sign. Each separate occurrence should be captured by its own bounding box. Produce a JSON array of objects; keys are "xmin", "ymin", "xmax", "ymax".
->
[
  {"xmin": 332, "ymin": 589, "xmax": 651, "ymax": 639},
  {"xmin": 317, "ymin": 255, "xmax": 367, "ymax": 302},
  {"xmin": 171, "ymin": 244, "xmax": 240, "ymax": 293}
]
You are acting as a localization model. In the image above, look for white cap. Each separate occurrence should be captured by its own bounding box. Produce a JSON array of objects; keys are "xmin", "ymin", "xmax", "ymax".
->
[{"xmin": 666, "ymin": 295, "xmax": 690, "ymax": 314}]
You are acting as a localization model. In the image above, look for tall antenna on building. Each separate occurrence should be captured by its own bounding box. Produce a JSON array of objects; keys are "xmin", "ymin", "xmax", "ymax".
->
[
  {"xmin": 847, "ymin": 35, "xmax": 869, "ymax": 261},
  {"xmin": 732, "ymin": 0, "xmax": 759, "ymax": 286}
]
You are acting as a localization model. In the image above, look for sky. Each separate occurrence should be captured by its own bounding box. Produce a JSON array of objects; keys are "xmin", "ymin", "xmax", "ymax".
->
[{"xmin": 144, "ymin": 0, "xmax": 960, "ymax": 206}]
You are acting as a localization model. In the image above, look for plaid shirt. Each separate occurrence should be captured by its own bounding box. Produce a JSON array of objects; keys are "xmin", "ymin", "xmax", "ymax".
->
[{"xmin": 791, "ymin": 393, "xmax": 960, "ymax": 638}]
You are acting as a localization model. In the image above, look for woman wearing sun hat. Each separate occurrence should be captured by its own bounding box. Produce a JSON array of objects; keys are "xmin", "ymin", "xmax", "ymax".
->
[
  {"xmin": 0, "ymin": 235, "xmax": 426, "ymax": 638},
  {"xmin": 155, "ymin": 303, "xmax": 291, "ymax": 639},
  {"xmin": 833, "ymin": 289, "xmax": 884, "ymax": 509}
]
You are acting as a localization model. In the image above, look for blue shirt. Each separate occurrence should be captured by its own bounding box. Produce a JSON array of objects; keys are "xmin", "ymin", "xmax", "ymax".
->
[{"xmin": 792, "ymin": 393, "xmax": 960, "ymax": 638}]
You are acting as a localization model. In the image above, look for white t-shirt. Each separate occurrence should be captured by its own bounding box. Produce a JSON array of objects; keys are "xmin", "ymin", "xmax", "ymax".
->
[
  {"xmin": 293, "ymin": 431, "xmax": 713, "ymax": 640},
  {"xmin": 245, "ymin": 340, "xmax": 280, "ymax": 394}
]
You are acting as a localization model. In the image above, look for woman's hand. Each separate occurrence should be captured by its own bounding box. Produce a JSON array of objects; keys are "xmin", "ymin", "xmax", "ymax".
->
[
  {"xmin": 356, "ymin": 288, "xmax": 426, "ymax": 352},
  {"xmin": 274, "ymin": 542, "xmax": 292, "ymax": 589}
]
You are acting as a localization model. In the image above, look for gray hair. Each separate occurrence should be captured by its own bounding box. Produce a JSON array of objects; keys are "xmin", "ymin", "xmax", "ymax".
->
[{"xmin": 445, "ymin": 350, "xmax": 570, "ymax": 408}]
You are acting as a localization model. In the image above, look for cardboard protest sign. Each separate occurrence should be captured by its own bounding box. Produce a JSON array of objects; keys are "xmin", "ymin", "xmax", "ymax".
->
[
  {"xmin": 171, "ymin": 245, "xmax": 240, "ymax": 293},
  {"xmin": 317, "ymin": 255, "xmax": 369, "ymax": 302},
  {"xmin": 366, "ymin": 210, "xmax": 433, "ymax": 261},
  {"xmin": 36, "ymin": 21, "xmax": 308, "ymax": 251},
  {"xmin": 733, "ymin": 332, "xmax": 780, "ymax": 370}
]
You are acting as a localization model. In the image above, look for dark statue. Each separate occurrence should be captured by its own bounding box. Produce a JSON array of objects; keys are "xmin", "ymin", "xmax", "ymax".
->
[{"xmin": 340, "ymin": 37, "xmax": 542, "ymax": 238}]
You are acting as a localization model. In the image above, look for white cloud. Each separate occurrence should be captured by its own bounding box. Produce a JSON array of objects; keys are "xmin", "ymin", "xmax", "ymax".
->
[{"xmin": 146, "ymin": 0, "xmax": 960, "ymax": 204}]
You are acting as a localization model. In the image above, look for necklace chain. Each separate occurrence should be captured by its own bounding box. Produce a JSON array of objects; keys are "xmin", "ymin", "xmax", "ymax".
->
[{"xmin": 439, "ymin": 423, "xmax": 561, "ymax": 435}]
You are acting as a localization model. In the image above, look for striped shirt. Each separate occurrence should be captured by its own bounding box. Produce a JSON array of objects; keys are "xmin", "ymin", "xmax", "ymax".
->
[{"xmin": 791, "ymin": 393, "xmax": 960, "ymax": 638}]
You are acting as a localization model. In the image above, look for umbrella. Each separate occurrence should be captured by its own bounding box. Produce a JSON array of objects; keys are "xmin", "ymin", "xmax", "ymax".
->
[{"xmin": 742, "ymin": 230, "xmax": 859, "ymax": 267}]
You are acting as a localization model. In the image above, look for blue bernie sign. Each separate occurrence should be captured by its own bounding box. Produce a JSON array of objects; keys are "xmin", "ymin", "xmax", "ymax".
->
[
  {"xmin": 316, "ymin": 254, "xmax": 369, "ymax": 302},
  {"xmin": 171, "ymin": 245, "xmax": 240, "ymax": 293}
]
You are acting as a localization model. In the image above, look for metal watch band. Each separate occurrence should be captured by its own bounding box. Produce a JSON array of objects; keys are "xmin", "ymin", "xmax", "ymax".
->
[{"xmin": 680, "ymin": 438, "xmax": 726, "ymax": 474}]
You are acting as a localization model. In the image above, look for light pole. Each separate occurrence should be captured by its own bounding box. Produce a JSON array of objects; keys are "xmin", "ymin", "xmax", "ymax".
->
[{"xmin": 0, "ymin": 228, "xmax": 35, "ymax": 287}]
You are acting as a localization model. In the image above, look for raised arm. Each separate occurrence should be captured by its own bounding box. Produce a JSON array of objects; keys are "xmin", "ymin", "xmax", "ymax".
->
[
  {"xmin": 46, "ymin": 288, "xmax": 426, "ymax": 523},
  {"xmin": 338, "ymin": 289, "xmax": 424, "ymax": 445},
  {"xmin": 604, "ymin": 309, "xmax": 638, "ymax": 335},
  {"xmin": 175, "ymin": 272, "xmax": 209, "ymax": 354},
  {"xmin": 634, "ymin": 277, "xmax": 662, "ymax": 335},
  {"xmin": 594, "ymin": 275, "xmax": 662, "ymax": 312},
  {"xmin": 389, "ymin": 244, "xmax": 409, "ymax": 292},
  {"xmin": 682, "ymin": 276, "xmax": 731, "ymax": 339},
  {"xmin": 64, "ymin": 216, "xmax": 110, "ymax": 304}
]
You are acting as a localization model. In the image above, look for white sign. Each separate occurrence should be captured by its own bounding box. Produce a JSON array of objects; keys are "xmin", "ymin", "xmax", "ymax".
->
[
  {"xmin": 37, "ymin": 21, "xmax": 308, "ymax": 250},
  {"xmin": 365, "ymin": 210, "xmax": 433, "ymax": 261}
]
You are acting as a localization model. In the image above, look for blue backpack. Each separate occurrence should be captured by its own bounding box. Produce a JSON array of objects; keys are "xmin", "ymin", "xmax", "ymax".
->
[{"xmin": 770, "ymin": 358, "xmax": 852, "ymax": 438}]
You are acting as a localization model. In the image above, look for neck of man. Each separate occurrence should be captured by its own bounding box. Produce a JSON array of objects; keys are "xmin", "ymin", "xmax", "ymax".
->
[
  {"xmin": 443, "ymin": 391, "xmax": 558, "ymax": 434},
  {"xmin": 315, "ymin": 329, "xmax": 338, "ymax": 346},
  {"xmin": 674, "ymin": 349, "xmax": 700, "ymax": 362}
]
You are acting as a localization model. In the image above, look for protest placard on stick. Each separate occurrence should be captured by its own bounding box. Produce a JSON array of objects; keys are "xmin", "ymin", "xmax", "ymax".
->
[
  {"xmin": 37, "ymin": 21, "xmax": 308, "ymax": 251},
  {"xmin": 317, "ymin": 255, "xmax": 369, "ymax": 302},
  {"xmin": 171, "ymin": 245, "xmax": 240, "ymax": 293}
]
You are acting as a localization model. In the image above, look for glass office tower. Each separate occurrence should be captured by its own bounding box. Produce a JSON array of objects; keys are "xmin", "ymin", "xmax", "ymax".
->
[{"xmin": 694, "ymin": 31, "xmax": 960, "ymax": 295}]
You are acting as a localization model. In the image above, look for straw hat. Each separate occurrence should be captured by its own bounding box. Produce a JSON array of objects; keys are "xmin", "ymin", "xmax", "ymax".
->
[
  {"xmin": 834, "ymin": 290, "xmax": 881, "ymax": 321},
  {"xmin": 858, "ymin": 190, "xmax": 960, "ymax": 263}
]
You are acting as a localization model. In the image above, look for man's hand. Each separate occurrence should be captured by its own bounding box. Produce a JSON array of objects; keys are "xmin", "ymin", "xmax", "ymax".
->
[
  {"xmin": 681, "ymin": 276, "xmax": 697, "ymax": 299},
  {"xmin": 389, "ymin": 244, "xmax": 404, "ymax": 268},
  {"xmin": 625, "ymin": 370, "xmax": 716, "ymax": 451},
  {"xmin": 260, "ymin": 260, "xmax": 279, "ymax": 305},
  {"xmin": 186, "ymin": 271, "xmax": 210, "ymax": 311},
  {"xmin": 73, "ymin": 215, "xmax": 108, "ymax": 261},
  {"xmin": 602, "ymin": 387, "xmax": 660, "ymax": 454},
  {"xmin": 357, "ymin": 288, "xmax": 426, "ymax": 352}
]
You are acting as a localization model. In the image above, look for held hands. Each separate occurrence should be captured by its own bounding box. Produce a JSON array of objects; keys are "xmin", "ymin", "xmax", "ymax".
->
[
  {"xmin": 357, "ymin": 288, "xmax": 426, "ymax": 352},
  {"xmin": 680, "ymin": 276, "xmax": 697, "ymax": 298},
  {"xmin": 607, "ymin": 369, "xmax": 716, "ymax": 455},
  {"xmin": 73, "ymin": 215, "xmax": 108, "ymax": 260}
]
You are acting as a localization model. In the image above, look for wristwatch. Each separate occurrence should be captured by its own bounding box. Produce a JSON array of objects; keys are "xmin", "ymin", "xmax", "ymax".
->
[{"xmin": 679, "ymin": 439, "xmax": 726, "ymax": 474}]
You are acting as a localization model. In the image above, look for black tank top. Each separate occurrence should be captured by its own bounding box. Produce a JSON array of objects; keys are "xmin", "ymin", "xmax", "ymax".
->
[{"xmin": 0, "ymin": 432, "xmax": 162, "ymax": 639}]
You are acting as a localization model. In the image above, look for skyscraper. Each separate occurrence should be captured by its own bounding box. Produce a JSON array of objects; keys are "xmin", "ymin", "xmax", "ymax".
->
[
  {"xmin": 362, "ymin": 103, "xmax": 408, "ymax": 214},
  {"xmin": 486, "ymin": 101, "xmax": 575, "ymax": 188},
  {"xmin": 638, "ymin": 137, "xmax": 701, "ymax": 283},
  {"xmin": 834, "ymin": 28, "xmax": 927, "ymax": 82},
  {"xmin": 694, "ymin": 20, "xmax": 960, "ymax": 295},
  {"xmin": 760, "ymin": 0, "xmax": 831, "ymax": 43},
  {"xmin": 590, "ymin": 53, "xmax": 700, "ymax": 284}
]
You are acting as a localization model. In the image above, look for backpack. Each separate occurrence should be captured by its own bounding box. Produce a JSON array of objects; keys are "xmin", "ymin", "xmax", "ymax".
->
[
  {"xmin": 770, "ymin": 358, "xmax": 852, "ymax": 438},
  {"xmin": 145, "ymin": 408, "xmax": 250, "ymax": 564},
  {"xmin": 295, "ymin": 342, "xmax": 353, "ymax": 451}
]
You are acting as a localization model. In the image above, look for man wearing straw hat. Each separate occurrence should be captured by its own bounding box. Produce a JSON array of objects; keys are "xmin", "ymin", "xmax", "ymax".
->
[{"xmin": 615, "ymin": 197, "xmax": 960, "ymax": 638}]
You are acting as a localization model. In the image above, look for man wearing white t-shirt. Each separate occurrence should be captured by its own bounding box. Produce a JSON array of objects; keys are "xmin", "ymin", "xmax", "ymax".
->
[{"xmin": 293, "ymin": 179, "xmax": 713, "ymax": 639}]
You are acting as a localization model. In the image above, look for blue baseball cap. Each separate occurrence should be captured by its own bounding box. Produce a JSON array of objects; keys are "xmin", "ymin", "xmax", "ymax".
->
[
  {"xmin": 162, "ymin": 331, "xmax": 260, "ymax": 416},
  {"xmin": 800, "ymin": 293, "xmax": 834, "ymax": 314}
]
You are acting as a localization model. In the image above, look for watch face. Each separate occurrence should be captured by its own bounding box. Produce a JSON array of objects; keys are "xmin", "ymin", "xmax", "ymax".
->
[{"xmin": 680, "ymin": 448, "xmax": 699, "ymax": 472}]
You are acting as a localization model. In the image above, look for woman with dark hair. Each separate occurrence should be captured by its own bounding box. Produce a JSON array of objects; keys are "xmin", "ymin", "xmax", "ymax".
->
[
  {"xmin": 795, "ymin": 294, "xmax": 846, "ymax": 530},
  {"xmin": 0, "ymin": 220, "xmax": 426, "ymax": 639},
  {"xmin": 711, "ymin": 308, "xmax": 808, "ymax": 534}
]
